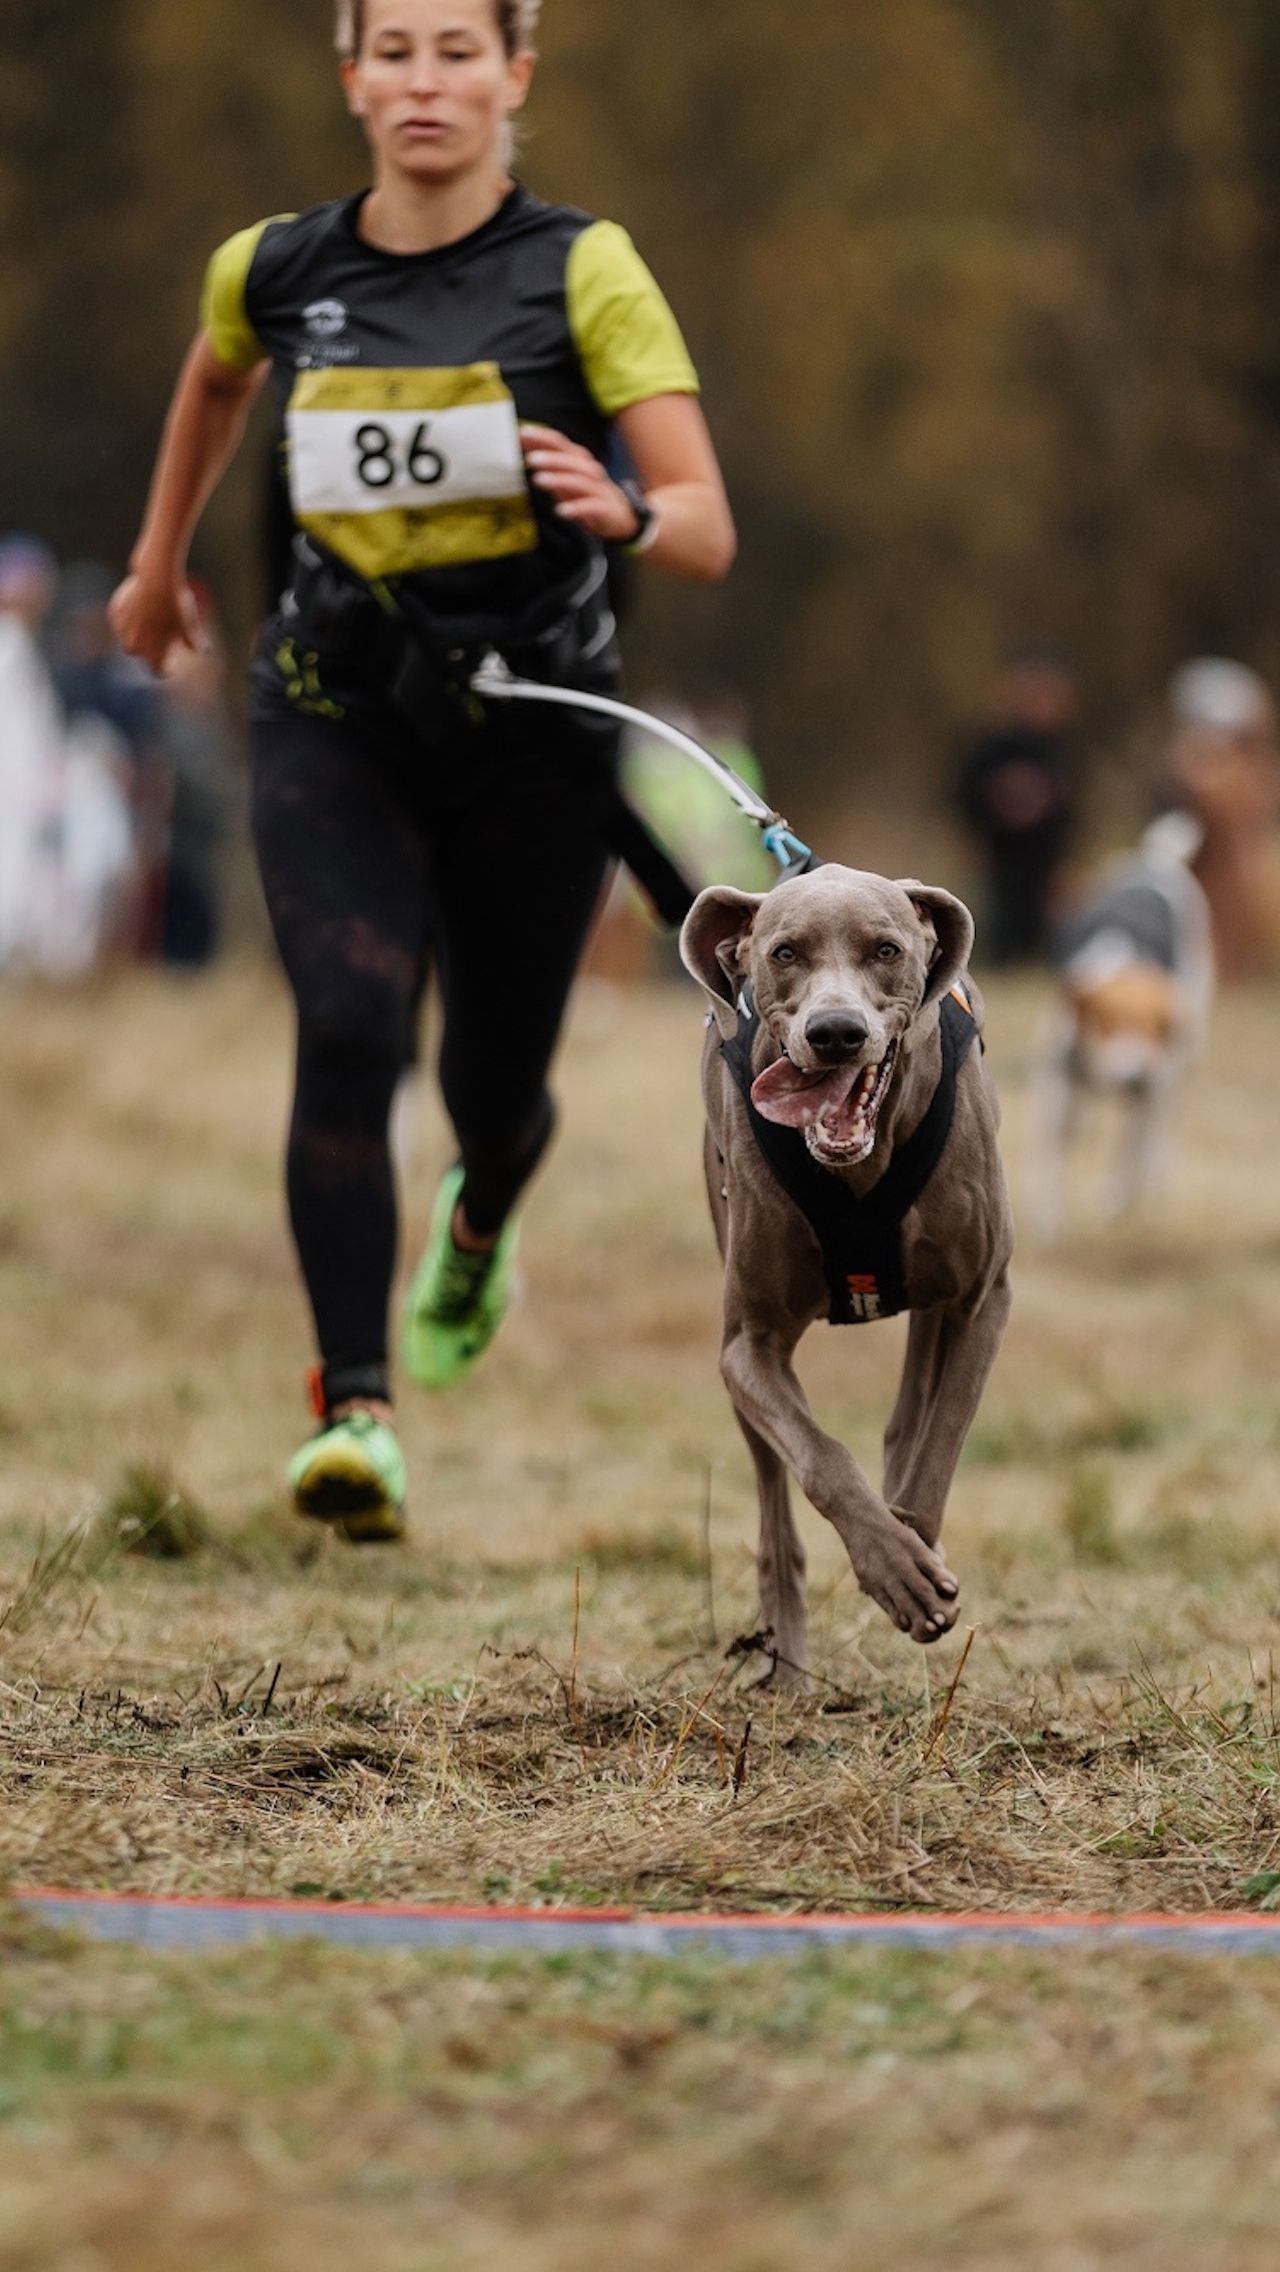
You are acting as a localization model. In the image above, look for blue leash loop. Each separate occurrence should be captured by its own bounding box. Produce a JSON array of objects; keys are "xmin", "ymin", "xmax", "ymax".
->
[{"xmin": 761, "ymin": 824, "xmax": 815, "ymax": 871}]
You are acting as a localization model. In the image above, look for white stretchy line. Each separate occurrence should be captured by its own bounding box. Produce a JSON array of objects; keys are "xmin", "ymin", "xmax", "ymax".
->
[{"xmin": 470, "ymin": 658, "xmax": 777, "ymax": 827}]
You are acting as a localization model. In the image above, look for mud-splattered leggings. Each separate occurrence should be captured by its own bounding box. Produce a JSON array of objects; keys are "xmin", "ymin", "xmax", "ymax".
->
[{"xmin": 249, "ymin": 696, "xmax": 614, "ymax": 1406}]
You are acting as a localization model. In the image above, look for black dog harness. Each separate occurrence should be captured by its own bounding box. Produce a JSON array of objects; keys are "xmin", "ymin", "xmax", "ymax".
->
[{"xmin": 721, "ymin": 985, "xmax": 980, "ymax": 1324}]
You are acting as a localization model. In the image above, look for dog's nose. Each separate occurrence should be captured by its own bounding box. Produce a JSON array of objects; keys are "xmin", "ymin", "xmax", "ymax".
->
[{"xmin": 805, "ymin": 1010, "xmax": 869, "ymax": 1059}]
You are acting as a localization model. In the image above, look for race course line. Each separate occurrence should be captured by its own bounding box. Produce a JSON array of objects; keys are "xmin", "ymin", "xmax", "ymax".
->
[{"xmin": 15, "ymin": 1889, "xmax": 1280, "ymax": 1957}]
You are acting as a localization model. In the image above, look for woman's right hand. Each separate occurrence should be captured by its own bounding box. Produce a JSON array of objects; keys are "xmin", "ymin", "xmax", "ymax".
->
[{"xmin": 108, "ymin": 569, "xmax": 205, "ymax": 676}]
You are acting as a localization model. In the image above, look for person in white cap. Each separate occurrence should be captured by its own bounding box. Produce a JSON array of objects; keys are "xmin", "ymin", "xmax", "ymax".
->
[{"xmin": 1162, "ymin": 657, "xmax": 1280, "ymax": 980}]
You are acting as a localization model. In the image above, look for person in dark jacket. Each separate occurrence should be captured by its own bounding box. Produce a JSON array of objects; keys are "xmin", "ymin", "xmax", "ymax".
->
[{"xmin": 955, "ymin": 644, "xmax": 1080, "ymax": 967}]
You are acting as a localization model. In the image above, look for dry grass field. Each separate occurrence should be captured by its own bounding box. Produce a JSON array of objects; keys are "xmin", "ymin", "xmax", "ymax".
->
[{"xmin": 4, "ymin": 951, "xmax": 1280, "ymax": 2266}]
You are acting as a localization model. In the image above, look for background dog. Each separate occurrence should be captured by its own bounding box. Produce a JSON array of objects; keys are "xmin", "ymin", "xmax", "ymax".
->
[{"xmin": 1031, "ymin": 812, "xmax": 1213, "ymax": 1243}]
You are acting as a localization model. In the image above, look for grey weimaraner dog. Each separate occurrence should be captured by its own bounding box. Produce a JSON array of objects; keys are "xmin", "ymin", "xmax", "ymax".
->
[{"xmin": 681, "ymin": 864, "xmax": 1012, "ymax": 1679}]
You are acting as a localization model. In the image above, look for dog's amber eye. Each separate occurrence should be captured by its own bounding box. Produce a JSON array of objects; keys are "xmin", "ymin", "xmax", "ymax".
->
[
  {"xmin": 771, "ymin": 943, "xmax": 798, "ymax": 965},
  {"xmin": 874, "ymin": 941, "xmax": 902, "ymax": 963}
]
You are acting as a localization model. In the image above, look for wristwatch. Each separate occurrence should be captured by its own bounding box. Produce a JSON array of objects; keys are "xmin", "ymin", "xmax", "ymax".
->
[{"xmin": 618, "ymin": 479, "xmax": 660, "ymax": 556}]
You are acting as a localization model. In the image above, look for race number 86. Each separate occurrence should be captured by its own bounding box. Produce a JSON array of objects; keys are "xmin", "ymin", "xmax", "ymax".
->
[{"xmin": 354, "ymin": 420, "xmax": 446, "ymax": 490}]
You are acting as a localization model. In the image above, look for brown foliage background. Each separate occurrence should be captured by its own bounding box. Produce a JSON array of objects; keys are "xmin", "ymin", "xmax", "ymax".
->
[{"xmin": 3, "ymin": 0, "xmax": 1280, "ymax": 791}]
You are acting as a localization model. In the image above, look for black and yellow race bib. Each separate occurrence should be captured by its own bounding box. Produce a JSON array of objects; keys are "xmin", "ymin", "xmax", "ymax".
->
[{"xmin": 286, "ymin": 363, "xmax": 538, "ymax": 581}]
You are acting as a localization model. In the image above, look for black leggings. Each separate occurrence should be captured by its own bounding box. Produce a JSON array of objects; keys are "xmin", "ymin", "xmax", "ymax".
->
[{"xmin": 250, "ymin": 696, "xmax": 614, "ymax": 1400}]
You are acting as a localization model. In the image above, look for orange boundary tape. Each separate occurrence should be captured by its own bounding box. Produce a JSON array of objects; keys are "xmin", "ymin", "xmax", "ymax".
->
[{"xmin": 14, "ymin": 1888, "xmax": 1280, "ymax": 1955}]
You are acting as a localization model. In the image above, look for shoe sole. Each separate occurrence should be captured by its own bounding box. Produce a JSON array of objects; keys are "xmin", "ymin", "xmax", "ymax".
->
[{"xmin": 293, "ymin": 1450, "xmax": 406, "ymax": 1546}]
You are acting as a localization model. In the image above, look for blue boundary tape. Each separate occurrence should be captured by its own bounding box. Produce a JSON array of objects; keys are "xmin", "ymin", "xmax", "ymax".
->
[{"xmin": 15, "ymin": 1891, "xmax": 1280, "ymax": 1958}]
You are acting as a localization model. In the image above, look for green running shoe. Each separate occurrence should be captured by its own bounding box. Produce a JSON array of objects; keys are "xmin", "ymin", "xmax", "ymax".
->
[
  {"xmin": 289, "ymin": 1410, "xmax": 407, "ymax": 1544},
  {"xmin": 403, "ymin": 1163, "xmax": 521, "ymax": 1390}
]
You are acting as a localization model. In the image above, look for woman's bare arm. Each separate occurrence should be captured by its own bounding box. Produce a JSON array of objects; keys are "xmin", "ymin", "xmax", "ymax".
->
[
  {"xmin": 110, "ymin": 334, "xmax": 269, "ymax": 672},
  {"xmin": 521, "ymin": 395, "xmax": 736, "ymax": 583}
]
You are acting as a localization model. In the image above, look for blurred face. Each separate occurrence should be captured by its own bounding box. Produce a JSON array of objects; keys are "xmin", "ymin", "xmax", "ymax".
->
[
  {"xmin": 344, "ymin": 0, "xmax": 533, "ymax": 182},
  {"xmin": 1000, "ymin": 661, "xmax": 1078, "ymax": 735},
  {"xmin": 0, "ymin": 559, "xmax": 56, "ymax": 630}
]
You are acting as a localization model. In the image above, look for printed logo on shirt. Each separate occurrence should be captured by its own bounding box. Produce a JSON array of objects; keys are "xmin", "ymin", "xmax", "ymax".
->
[
  {"xmin": 298, "ymin": 299, "xmax": 360, "ymax": 369},
  {"xmin": 305, "ymin": 299, "xmax": 350, "ymax": 339}
]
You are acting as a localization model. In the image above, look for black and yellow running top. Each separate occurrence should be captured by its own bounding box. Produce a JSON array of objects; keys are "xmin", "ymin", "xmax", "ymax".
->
[{"xmin": 202, "ymin": 185, "xmax": 698, "ymax": 623}]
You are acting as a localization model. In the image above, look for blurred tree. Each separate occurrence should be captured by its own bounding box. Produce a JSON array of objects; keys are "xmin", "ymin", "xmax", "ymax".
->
[
  {"xmin": 3, "ymin": 0, "xmax": 1280, "ymax": 810},
  {"xmin": 0, "ymin": 0, "xmax": 136, "ymax": 559}
]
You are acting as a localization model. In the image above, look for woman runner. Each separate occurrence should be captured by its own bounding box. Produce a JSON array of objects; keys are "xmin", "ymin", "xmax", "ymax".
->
[{"xmin": 111, "ymin": 0, "xmax": 735, "ymax": 1540}]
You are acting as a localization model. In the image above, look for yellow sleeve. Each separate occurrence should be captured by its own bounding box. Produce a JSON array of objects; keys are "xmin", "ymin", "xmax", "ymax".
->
[
  {"xmin": 199, "ymin": 218, "xmax": 292, "ymax": 371},
  {"xmin": 566, "ymin": 221, "xmax": 700, "ymax": 417}
]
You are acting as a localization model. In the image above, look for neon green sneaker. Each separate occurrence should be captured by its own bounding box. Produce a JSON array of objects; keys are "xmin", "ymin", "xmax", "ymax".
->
[
  {"xmin": 403, "ymin": 1163, "xmax": 521, "ymax": 1390},
  {"xmin": 289, "ymin": 1410, "xmax": 407, "ymax": 1544}
]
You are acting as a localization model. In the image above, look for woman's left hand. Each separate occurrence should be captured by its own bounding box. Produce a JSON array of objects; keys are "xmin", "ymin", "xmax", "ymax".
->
[{"xmin": 520, "ymin": 424, "xmax": 641, "ymax": 544}]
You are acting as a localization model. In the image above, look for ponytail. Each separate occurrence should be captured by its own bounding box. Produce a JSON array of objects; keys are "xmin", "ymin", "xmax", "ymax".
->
[{"xmin": 496, "ymin": 1, "xmax": 541, "ymax": 54}]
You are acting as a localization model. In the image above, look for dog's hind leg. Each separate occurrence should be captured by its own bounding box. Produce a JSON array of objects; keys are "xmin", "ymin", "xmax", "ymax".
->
[
  {"xmin": 1101, "ymin": 1075, "xmax": 1171, "ymax": 1218},
  {"xmin": 735, "ymin": 1409, "xmax": 808, "ymax": 1685},
  {"xmin": 882, "ymin": 1275, "xmax": 1012, "ymax": 1547}
]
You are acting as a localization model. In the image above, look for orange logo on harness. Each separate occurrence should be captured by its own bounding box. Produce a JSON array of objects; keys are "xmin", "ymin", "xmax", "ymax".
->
[{"xmin": 846, "ymin": 1273, "xmax": 883, "ymax": 1322}]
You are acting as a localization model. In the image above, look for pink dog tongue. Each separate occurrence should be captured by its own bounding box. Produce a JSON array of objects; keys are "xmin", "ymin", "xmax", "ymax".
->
[{"xmin": 751, "ymin": 1058, "xmax": 863, "ymax": 1132}]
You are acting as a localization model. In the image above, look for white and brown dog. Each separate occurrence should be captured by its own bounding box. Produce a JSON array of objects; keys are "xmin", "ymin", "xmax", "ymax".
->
[{"xmin": 1031, "ymin": 813, "xmax": 1213, "ymax": 1241}]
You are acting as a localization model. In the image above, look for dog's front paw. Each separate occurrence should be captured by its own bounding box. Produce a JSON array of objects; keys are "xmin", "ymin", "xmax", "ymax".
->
[{"xmin": 852, "ymin": 1517, "xmax": 960, "ymax": 1645}]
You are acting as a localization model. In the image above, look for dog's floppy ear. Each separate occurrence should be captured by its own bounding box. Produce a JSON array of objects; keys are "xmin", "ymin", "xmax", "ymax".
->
[
  {"xmin": 897, "ymin": 881, "xmax": 975, "ymax": 1006},
  {"xmin": 680, "ymin": 887, "xmax": 764, "ymax": 1039}
]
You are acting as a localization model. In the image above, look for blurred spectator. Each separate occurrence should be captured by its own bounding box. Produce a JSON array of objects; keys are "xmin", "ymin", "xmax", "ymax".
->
[
  {"xmin": 53, "ymin": 560, "xmax": 162, "ymax": 762},
  {"xmin": 955, "ymin": 644, "xmax": 1081, "ymax": 967},
  {"xmin": 1159, "ymin": 658, "xmax": 1280, "ymax": 981},
  {"xmin": 0, "ymin": 540, "xmax": 234, "ymax": 982},
  {"xmin": 51, "ymin": 562, "xmax": 233, "ymax": 969},
  {"xmin": 0, "ymin": 533, "xmax": 57, "ymax": 635},
  {"xmin": 51, "ymin": 561, "xmax": 162, "ymax": 962},
  {"xmin": 50, "ymin": 708, "xmax": 138, "ymax": 977},
  {"xmin": 0, "ymin": 535, "xmax": 64, "ymax": 970}
]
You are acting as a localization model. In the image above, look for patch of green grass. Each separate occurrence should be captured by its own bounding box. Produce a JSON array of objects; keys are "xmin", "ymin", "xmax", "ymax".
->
[
  {"xmin": 967, "ymin": 1400, "xmax": 1183, "ymax": 1468},
  {"xmin": 573, "ymin": 1527, "xmax": 705, "ymax": 1576},
  {"xmin": 1069, "ymin": 1402, "xmax": 1180, "ymax": 1456},
  {"xmin": 963, "ymin": 1410, "xmax": 1052, "ymax": 1466},
  {"xmin": 95, "ymin": 1463, "xmax": 213, "ymax": 1561},
  {"xmin": 1061, "ymin": 1463, "xmax": 1124, "ymax": 1566}
]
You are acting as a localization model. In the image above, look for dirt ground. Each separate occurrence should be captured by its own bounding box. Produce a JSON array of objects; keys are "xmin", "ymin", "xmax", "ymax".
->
[{"xmin": 3, "ymin": 953, "xmax": 1280, "ymax": 2265}]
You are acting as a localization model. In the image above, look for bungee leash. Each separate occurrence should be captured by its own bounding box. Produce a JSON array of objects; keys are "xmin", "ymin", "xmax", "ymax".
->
[{"xmin": 470, "ymin": 651, "xmax": 814, "ymax": 876}]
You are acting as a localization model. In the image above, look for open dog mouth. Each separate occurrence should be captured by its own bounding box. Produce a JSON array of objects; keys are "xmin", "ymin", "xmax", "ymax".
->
[{"xmin": 751, "ymin": 1041, "xmax": 899, "ymax": 1165}]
